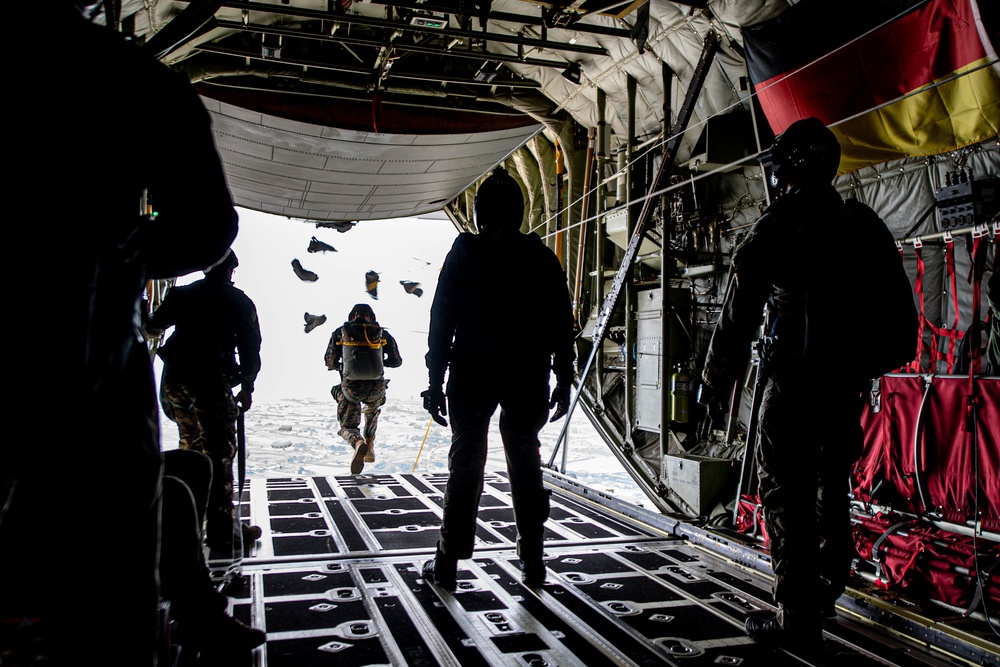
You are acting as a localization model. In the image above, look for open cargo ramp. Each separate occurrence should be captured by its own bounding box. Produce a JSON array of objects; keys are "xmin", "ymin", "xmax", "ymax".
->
[{"xmin": 225, "ymin": 471, "xmax": 998, "ymax": 666}]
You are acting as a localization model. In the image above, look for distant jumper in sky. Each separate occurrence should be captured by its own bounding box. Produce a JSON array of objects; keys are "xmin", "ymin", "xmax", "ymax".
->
[
  {"xmin": 400, "ymin": 280, "xmax": 423, "ymax": 297},
  {"xmin": 292, "ymin": 259, "xmax": 319, "ymax": 282},
  {"xmin": 366, "ymin": 270, "xmax": 380, "ymax": 299},
  {"xmin": 304, "ymin": 312, "xmax": 327, "ymax": 333},
  {"xmin": 316, "ymin": 220, "xmax": 357, "ymax": 233},
  {"xmin": 307, "ymin": 236, "xmax": 337, "ymax": 253}
]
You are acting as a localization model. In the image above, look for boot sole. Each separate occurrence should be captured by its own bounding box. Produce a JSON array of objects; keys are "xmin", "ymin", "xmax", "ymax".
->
[{"xmin": 350, "ymin": 441, "xmax": 369, "ymax": 474}]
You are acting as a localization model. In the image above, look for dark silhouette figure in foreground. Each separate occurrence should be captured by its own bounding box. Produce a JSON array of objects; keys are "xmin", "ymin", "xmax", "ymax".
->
[
  {"xmin": 699, "ymin": 117, "xmax": 916, "ymax": 654},
  {"xmin": 421, "ymin": 167, "xmax": 576, "ymax": 591},
  {"xmin": 148, "ymin": 250, "xmax": 263, "ymax": 557},
  {"xmin": 161, "ymin": 450, "xmax": 266, "ymax": 662},
  {"xmin": 1, "ymin": 3, "xmax": 238, "ymax": 664}
]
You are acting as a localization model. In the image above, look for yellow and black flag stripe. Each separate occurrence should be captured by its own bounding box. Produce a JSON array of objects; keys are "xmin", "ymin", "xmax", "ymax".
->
[{"xmin": 743, "ymin": 0, "xmax": 1000, "ymax": 174}]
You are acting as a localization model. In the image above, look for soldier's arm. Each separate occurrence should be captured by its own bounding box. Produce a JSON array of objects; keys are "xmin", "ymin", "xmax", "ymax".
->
[
  {"xmin": 235, "ymin": 297, "xmax": 262, "ymax": 393},
  {"xmin": 325, "ymin": 329, "xmax": 343, "ymax": 370},
  {"xmin": 383, "ymin": 331, "xmax": 402, "ymax": 368},
  {"xmin": 425, "ymin": 235, "xmax": 467, "ymax": 386}
]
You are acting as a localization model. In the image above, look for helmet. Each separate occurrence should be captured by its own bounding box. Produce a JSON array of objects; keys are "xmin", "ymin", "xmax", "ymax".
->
[
  {"xmin": 204, "ymin": 248, "xmax": 238, "ymax": 276},
  {"xmin": 768, "ymin": 117, "xmax": 841, "ymax": 190},
  {"xmin": 473, "ymin": 167, "xmax": 524, "ymax": 234},
  {"xmin": 349, "ymin": 303, "xmax": 376, "ymax": 323}
]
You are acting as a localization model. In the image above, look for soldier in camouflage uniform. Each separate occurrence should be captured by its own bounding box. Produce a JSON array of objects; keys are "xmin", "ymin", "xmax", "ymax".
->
[
  {"xmin": 325, "ymin": 303, "xmax": 402, "ymax": 474},
  {"xmin": 148, "ymin": 249, "xmax": 263, "ymax": 552}
]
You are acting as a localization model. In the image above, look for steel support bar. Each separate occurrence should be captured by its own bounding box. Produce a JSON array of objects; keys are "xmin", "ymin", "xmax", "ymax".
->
[
  {"xmin": 214, "ymin": 18, "xmax": 570, "ymax": 68},
  {"xmin": 143, "ymin": 0, "xmax": 225, "ymax": 60},
  {"xmin": 213, "ymin": 0, "xmax": 610, "ymax": 56},
  {"xmin": 548, "ymin": 30, "xmax": 721, "ymax": 468}
]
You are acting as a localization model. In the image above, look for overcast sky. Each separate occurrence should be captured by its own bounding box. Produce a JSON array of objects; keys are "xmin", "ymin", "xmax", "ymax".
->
[{"xmin": 157, "ymin": 207, "xmax": 460, "ymax": 405}]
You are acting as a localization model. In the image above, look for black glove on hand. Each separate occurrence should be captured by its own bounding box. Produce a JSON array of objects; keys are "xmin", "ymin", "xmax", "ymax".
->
[
  {"xmin": 696, "ymin": 381, "xmax": 727, "ymax": 428},
  {"xmin": 421, "ymin": 387, "xmax": 448, "ymax": 427},
  {"xmin": 549, "ymin": 384, "xmax": 571, "ymax": 423}
]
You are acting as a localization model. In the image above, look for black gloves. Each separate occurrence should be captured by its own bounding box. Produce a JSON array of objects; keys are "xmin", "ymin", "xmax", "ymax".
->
[
  {"xmin": 549, "ymin": 384, "xmax": 571, "ymax": 423},
  {"xmin": 421, "ymin": 387, "xmax": 448, "ymax": 427},
  {"xmin": 696, "ymin": 381, "xmax": 727, "ymax": 428},
  {"xmin": 235, "ymin": 388, "xmax": 253, "ymax": 414}
]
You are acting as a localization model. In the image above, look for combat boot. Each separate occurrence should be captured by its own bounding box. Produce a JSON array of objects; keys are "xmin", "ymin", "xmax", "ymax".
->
[
  {"xmin": 349, "ymin": 436, "xmax": 368, "ymax": 474},
  {"xmin": 520, "ymin": 556, "xmax": 546, "ymax": 587},
  {"xmin": 242, "ymin": 523, "xmax": 262, "ymax": 543},
  {"xmin": 364, "ymin": 438, "xmax": 375, "ymax": 463},
  {"xmin": 745, "ymin": 612, "xmax": 822, "ymax": 655},
  {"xmin": 422, "ymin": 547, "xmax": 457, "ymax": 592}
]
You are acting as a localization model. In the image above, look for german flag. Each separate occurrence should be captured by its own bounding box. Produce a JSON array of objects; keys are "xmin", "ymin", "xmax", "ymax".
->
[{"xmin": 743, "ymin": 0, "xmax": 1000, "ymax": 174}]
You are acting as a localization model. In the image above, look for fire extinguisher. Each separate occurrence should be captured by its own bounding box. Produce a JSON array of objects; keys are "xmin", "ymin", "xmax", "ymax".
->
[{"xmin": 670, "ymin": 363, "xmax": 691, "ymax": 424}]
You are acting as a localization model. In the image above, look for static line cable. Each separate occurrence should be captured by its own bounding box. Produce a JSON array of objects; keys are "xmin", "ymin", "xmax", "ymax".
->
[{"xmin": 412, "ymin": 416, "xmax": 433, "ymax": 472}]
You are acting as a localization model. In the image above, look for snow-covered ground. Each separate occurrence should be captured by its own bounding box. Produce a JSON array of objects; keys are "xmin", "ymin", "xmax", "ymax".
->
[{"xmin": 159, "ymin": 395, "xmax": 649, "ymax": 508}]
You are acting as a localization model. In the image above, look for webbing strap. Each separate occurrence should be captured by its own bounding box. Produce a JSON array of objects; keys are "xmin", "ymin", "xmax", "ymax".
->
[
  {"xmin": 907, "ymin": 240, "xmax": 928, "ymax": 372},
  {"xmin": 340, "ymin": 339, "xmax": 386, "ymax": 348},
  {"xmin": 338, "ymin": 324, "xmax": 385, "ymax": 348},
  {"xmin": 966, "ymin": 225, "xmax": 991, "ymax": 378},
  {"xmin": 944, "ymin": 234, "xmax": 960, "ymax": 372},
  {"xmin": 871, "ymin": 518, "xmax": 915, "ymax": 582},
  {"xmin": 966, "ymin": 556, "xmax": 999, "ymax": 617}
]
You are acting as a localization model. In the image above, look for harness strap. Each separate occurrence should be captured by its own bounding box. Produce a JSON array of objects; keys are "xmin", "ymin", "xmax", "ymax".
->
[
  {"xmin": 965, "ymin": 224, "xmax": 991, "ymax": 377},
  {"xmin": 907, "ymin": 239, "xmax": 930, "ymax": 373},
  {"xmin": 967, "ymin": 555, "xmax": 999, "ymax": 617},
  {"xmin": 340, "ymin": 339, "xmax": 386, "ymax": 348},
  {"xmin": 871, "ymin": 518, "xmax": 915, "ymax": 583},
  {"xmin": 337, "ymin": 324, "xmax": 386, "ymax": 347},
  {"xmin": 944, "ymin": 233, "xmax": 961, "ymax": 372}
]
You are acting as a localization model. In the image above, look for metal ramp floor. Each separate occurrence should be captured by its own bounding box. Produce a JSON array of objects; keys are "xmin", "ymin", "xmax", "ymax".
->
[{"xmin": 223, "ymin": 471, "xmax": 999, "ymax": 667}]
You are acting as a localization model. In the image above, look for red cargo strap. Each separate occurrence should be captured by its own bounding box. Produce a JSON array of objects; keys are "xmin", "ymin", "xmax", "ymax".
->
[{"xmin": 907, "ymin": 239, "xmax": 935, "ymax": 373}]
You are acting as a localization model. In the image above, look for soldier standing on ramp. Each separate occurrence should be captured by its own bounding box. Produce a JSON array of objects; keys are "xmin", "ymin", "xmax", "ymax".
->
[
  {"xmin": 148, "ymin": 249, "xmax": 264, "ymax": 555},
  {"xmin": 326, "ymin": 303, "xmax": 402, "ymax": 473}
]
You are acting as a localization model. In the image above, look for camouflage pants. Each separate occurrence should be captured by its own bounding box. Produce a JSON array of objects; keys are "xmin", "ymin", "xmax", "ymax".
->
[
  {"xmin": 160, "ymin": 363, "xmax": 239, "ymax": 546},
  {"xmin": 332, "ymin": 379, "xmax": 386, "ymax": 445}
]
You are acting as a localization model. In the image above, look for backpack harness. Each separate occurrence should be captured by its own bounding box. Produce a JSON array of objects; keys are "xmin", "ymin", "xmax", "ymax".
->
[{"xmin": 339, "ymin": 321, "xmax": 385, "ymax": 380}]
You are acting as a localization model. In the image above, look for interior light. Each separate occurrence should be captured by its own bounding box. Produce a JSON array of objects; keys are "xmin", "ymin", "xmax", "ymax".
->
[{"xmin": 561, "ymin": 62, "xmax": 582, "ymax": 84}]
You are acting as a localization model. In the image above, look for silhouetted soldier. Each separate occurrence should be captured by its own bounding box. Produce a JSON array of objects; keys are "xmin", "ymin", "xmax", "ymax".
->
[
  {"xmin": 421, "ymin": 167, "xmax": 576, "ymax": 590},
  {"xmin": 1, "ymin": 2, "xmax": 238, "ymax": 663},
  {"xmin": 698, "ymin": 118, "xmax": 916, "ymax": 653},
  {"xmin": 148, "ymin": 249, "xmax": 263, "ymax": 555}
]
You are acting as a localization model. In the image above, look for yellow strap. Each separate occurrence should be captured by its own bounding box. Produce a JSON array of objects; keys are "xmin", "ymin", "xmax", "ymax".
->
[
  {"xmin": 337, "ymin": 325, "xmax": 385, "ymax": 348},
  {"xmin": 339, "ymin": 339, "xmax": 386, "ymax": 348}
]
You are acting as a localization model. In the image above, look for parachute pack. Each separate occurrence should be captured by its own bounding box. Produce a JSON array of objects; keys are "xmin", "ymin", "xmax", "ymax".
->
[
  {"xmin": 340, "ymin": 321, "xmax": 385, "ymax": 380},
  {"xmin": 842, "ymin": 199, "xmax": 919, "ymax": 379}
]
